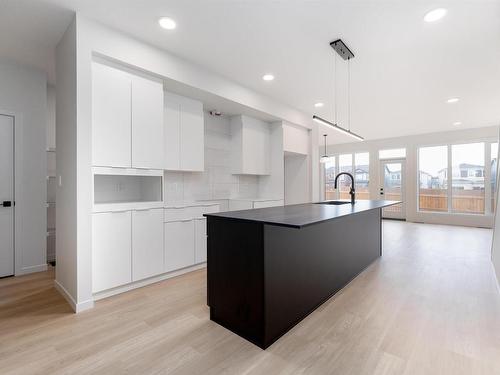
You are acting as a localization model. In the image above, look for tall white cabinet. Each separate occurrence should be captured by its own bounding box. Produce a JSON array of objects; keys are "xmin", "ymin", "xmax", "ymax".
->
[
  {"xmin": 92, "ymin": 63, "xmax": 132, "ymax": 168},
  {"xmin": 90, "ymin": 60, "xmax": 216, "ymax": 299},
  {"xmin": 131, "ymin": 76, "xmax": 164, "ymax": 169},
  {"xmin": 164, "ymin": 92, "xmax": 204, "ymax": 172},
  {"xmin": 92, "ymin": 62, "xmax": 164, "ymax": 169}
]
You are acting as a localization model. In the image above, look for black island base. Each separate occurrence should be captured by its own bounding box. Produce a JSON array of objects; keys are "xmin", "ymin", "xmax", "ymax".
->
[{"xmin": 205, "ymin": 200, "xmax": 399, "ymax": 349}]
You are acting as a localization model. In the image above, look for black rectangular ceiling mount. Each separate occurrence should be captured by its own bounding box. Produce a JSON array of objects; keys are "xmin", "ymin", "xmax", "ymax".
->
[{"xmin": 330, "ymin": 39, "xmax": 354, "ymax": 60}]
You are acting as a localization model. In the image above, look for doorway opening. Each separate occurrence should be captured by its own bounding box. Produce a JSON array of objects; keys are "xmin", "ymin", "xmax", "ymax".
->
[{"xmin": 0, "ymin": 114, "xmax": 15, "ymax": 277}]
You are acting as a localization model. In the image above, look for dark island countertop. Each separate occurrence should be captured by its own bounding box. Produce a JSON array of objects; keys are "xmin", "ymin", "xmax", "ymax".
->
[{"xmin": 204, "ymin": 200, "xmax": 400, "ymax": 229}]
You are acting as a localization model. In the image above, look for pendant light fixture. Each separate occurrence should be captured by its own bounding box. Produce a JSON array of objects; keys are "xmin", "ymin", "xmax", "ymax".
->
[
  {"xmin": 313, "ymin": 39, "xmax": 364, "ymax": 142},
  {"xmin": 319, "ymin": 134, "xmax": 330, "ymax": 163}
]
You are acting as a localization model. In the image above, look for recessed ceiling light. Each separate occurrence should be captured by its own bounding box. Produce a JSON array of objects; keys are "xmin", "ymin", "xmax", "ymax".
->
[
  {"xmin": 314, "ymin": 102, "xmax": 324, "ymax": 108},
  {"xmin": 262, "ymin": 74, "xmax": 275, "ymax": 81},
  {"xmin": 158, "ymin": 17, "xmax": 176, "ymax": 30},
  {"xmin": 453, "ymin": 121, "xmax": 462, "ymax": 126},
  {"xmin": 447, "ymin": 97, "xmax": 459, "ymax": 103},
  {"xmin": 424, "ymin": 8, "xmax": 447, "ymax": 22}
]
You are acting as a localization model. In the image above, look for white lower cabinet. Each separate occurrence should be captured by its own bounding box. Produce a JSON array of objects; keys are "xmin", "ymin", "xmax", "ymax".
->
[
  {"xmin": 194, "ymin": 218, "xmax": 207, "ymax": 264},
  {"xmin": 132, "ymin": 209, "xmax": 164, "ymax": 281},
  {"xmin": 92, "ymin": 211, "xmax": 132, "ymax": 293},
  {"xmin": 92, "ymin": 204, "xmax": 218, "ymax": 295},
  {"xmin": 164, "ymin": 220, "xmax": 195, "ymax": 272},
  {"xmin": 253, "ymin": 200, "xmax": 284, "ymax": 209}
]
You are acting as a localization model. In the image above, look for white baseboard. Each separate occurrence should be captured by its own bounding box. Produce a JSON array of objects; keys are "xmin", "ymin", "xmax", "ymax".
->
[
  {"xmin": 54, "ymin": 280, "xmax": 95, "ymax": 313},
  {"xmin": 93, "ymin": 263, "xmax": 206, "ymax": 301},
  {"xmin": 16, "ymin": 263, "xmax": 48, "ymax": 276}
]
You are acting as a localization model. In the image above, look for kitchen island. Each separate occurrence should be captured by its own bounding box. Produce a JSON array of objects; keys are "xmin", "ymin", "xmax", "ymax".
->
[{"xmin": 204, "ymin": 200, "xmax": 398, "ymax": 349}]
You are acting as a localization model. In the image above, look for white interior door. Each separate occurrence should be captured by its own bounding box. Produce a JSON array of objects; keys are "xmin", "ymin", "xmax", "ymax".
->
[
  {"xmin": 0, "ymin": 115, "xmax": 14, "ymax": 277},
  {"xmin": 379, "ymin": 159, "xmax": 406, "ymax": 219}
]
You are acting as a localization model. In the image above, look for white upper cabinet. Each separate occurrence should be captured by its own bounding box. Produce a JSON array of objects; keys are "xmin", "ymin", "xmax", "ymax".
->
[
  {"xmin": 164, "ymin": 91, "xmax": 204, "ymax": 172},
  {"xmin": 164, "ymin": 93, "xmax": 181, "ymax": 170},
  {"xmin": 283, "ymin": 123, "xmax": 309, "ymax": 156},
  {"xmin": 92, "ymin": 62, "xmax": 132, "ymax": 167},
  {"xmin": 230, "ymin": 115, "xmax": 270, "ymax": 175},
  {"xmin": 92, "ymin": 61, "xmax": 164, "ymax": 169},
  {"xmin": 131, "ymin": 76, "xmax": 164, "ymax": 169}
]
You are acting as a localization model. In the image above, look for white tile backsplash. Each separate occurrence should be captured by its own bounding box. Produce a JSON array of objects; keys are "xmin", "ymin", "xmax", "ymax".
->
[{"xmin": 164, "ymin": 113, "xmax": 258, "ymax": 203}]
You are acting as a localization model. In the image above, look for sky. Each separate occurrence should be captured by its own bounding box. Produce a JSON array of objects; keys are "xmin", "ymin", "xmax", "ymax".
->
[{"xmin": 419, "ymin": 143, "xmax": 489, "ymax": 176}]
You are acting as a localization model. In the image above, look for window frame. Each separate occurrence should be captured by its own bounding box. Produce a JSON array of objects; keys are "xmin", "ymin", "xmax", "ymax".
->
[
  {"xmin": 417, "ymin": 138, "xmax": 497, "ymax": 216},
  {"xmin": 322, "ymin": 151, "xmax": 371, "ymax": 200}
]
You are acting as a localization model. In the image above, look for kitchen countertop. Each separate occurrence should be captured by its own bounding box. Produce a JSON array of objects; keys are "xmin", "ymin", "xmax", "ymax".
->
[{"xmin": 204, "ymin": 200, "xmax": 399, "ymax": 228}]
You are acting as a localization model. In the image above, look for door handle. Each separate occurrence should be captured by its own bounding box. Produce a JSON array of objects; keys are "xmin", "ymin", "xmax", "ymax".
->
[{"xmin": 2, "ymin": 201, "xmax": 12, "ymax": 207}]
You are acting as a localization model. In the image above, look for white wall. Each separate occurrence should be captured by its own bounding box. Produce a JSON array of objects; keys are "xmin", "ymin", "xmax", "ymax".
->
[
  {"xmin": 164, "ymin": 112, "xmax": 259, "ymax": 205},
  {"xmin": 46, "ymin": 85, "xmax": 56, "ymax": 150},
  {"xmin": 285, "ymin": 154, "xmax": 310, "ymax": 204},
  {"xmin": 311, "ymin": 122, "xmax": 320, "ymax": 202},
  {"xmin": 323, "ymin": 126, "xmax": 498, "ymax": 227},
  {"xmin": 0, "ymin": 59, "xmax": 47, "ymax": 275},
  {"xmin": 258, "ymin": 122, "xmax": 284, "ymax": 200},
  {"xmin": 55, "ymin": 18, "xmax": 80, "ymax": 310},
  {"xmin": 491, "ymin": 128, "xmax": 500, "ymax": 288}
]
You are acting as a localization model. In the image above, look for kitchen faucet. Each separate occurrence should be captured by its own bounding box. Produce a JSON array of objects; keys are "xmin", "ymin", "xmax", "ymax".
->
[{"xmin": 334, "ymin": 172, "xmax": 355, "ymax": 204}]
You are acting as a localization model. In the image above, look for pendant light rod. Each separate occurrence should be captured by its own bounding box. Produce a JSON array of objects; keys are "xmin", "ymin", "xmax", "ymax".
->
[
  {"xmin": 347, "ymin": 56, "xmax": 351, "ymax": 132},
  {"xmin": 313, "ymin": 115, "xmax": 364, "ymax": 141},
  {"xmin": 313, "ymin": 38, "xmax": 364, "ymax": 142},
  {"xmin": 319, "ymin": 134, "xmax": 330, "ymax": 163}
]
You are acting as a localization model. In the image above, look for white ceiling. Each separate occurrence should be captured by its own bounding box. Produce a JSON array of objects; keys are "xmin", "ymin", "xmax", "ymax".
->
[{"xmin": 1, "ymin": 0, "xmax": 499, "ymax": 144}]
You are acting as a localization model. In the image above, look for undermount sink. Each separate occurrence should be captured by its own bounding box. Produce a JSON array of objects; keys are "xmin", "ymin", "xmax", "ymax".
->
[{"xmin": 316, "ymin": 201, "xmax": 352, "ymax": 205}]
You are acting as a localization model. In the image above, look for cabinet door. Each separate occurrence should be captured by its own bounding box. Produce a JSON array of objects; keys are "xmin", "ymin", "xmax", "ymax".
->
[
  {"xmin": 228, "ymin": 200, "xmax": 253, "ymax": 211},
  {"xmin": 253, "ymin": 200, "xmax": 284, "ymax": 209},
  {"xmin": 132, "ymin": 208, "xmax": 164, "ymax": 281},
  {"xmin": 92, "ymin": 211, "xmax": 132, "ymax": 292},
  {"xmin": 242, "ymin": 121, "xmax": 270, "ymax": 175},
  {"xmin": 131, "ymin": 76, "xmax": 164, "ymax": 169},
  {"xmin": 164, "ymin": 92, "xmax": 181, "ymax": 170},
  {"xmin": 164, "ymin": 220, "xmax": 195, "ymax": 272},
  {"xmin": 194, "ymin": 218, "xmax": 207, "ymax": 264},
  {"xmin": 179, "ymin": 97, "xmax": 204, "ymax": 171},
  {"xmin": 92, "ymin": 63, "xmax": 131, "ymax": 167}
]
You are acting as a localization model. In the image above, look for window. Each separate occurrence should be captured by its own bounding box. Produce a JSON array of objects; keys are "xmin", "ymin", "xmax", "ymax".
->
[
  {"xmin": 379, "ymin": 148, "xmax": 406, "ymax": 159},
  {"xmin": 338, "ymin": 154, "xmax": 353, "ymax": 200},
  {"xmin": 451, "ymin": 143, "xmax": 484, "ymax": 214},
  {"xmin": 324, "ymin": 156, "xmax": 336, "ymax": 200},
  {"xmin": 492, "ymin": 143, "xmax": 498, "ymax": 212},
  {"xmin": 355, "ymin": 152, "xmax": 369, "ymax": 200},
  {"xmin": 418, "ymin": 146, "xmax": 448, "ymax": 212}
]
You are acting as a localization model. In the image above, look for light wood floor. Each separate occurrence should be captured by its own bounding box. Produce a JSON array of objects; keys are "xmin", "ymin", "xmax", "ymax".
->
[{"xmin": 1, "ymin": 221, "xmax": 500, "ymax": 374}]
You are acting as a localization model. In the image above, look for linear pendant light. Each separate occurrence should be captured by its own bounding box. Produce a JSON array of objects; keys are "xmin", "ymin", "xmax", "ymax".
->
[
  {"xmin": 313, "ymin": 116, "xmax": 364, "ymax": 141},
  {"xmin": 313, "ymin": 39, "xmax": 364, "ymax": 142}
]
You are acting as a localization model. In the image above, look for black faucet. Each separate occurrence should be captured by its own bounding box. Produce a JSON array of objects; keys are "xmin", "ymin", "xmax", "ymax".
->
[{"xmin": 334, "ymin": 172, "xmax": 356, "ymax": 204}]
